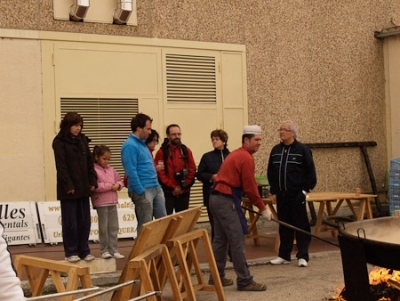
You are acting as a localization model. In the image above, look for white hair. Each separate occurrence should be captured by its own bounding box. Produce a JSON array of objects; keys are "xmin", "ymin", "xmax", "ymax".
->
[{"xmin": 282, "ymin": 120, "xmax": 298, "ymax": 139}]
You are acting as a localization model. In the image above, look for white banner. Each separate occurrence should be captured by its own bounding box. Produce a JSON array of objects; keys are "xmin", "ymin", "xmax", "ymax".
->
[
  {"xmin": 37, "ymin": 199, "xmax": 137, "ymax": 245},
  {"xmin": 0, "ymin": 202, "xmax": 42, "ymax": 246}
]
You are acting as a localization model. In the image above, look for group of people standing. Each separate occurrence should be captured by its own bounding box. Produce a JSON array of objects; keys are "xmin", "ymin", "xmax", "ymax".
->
[
  {"xmin": 197, "ymin": 122, "xmax": 317, "ymax": 291},
  {"xmin": 52, "ymin": 112, "xmax": 198, "ymax": 263},
  {"xmin": 51, "ymin": 111, "xmax": 317, "ymax": 293},
  {"xmin": 120, "ymin": 114, "xmax": 198, "ymax": 232}
]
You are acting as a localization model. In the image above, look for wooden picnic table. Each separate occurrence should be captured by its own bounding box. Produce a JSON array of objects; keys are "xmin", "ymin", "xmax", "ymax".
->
[
  {"xmin": 306, "ymin": 192, "xmax": 377, "ymax": 235},
  {"xmin": 242, "ymin": 192, "xmax": 377, "ymax": 243}
]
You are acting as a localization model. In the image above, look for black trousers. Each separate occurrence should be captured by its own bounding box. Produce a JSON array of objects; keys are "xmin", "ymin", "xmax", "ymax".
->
[
  {"xmin": 276, "ymin": 191, "xmax": 311, "ymax": 261},
  {"xmin": 164, "ymin": 191, "xmax": 190, "ymax": 215},
  {"xmin": 60, "ymin": 197, "xmax": 91, "ymax": 258}
]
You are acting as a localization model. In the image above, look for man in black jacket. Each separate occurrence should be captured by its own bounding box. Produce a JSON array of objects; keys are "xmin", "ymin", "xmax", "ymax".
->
[{"xmin": 267, "ymin": 120, "xmax": 317, "ymax": 267}]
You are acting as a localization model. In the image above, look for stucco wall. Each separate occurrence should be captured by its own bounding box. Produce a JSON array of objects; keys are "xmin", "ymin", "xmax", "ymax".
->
[
  {"xmin": 0, "ymin": 38, "xmax": 44, "ymax": 201},
  {"xmin": 1, "ymin": 1, "xmax": 400, "ymax": 198}
]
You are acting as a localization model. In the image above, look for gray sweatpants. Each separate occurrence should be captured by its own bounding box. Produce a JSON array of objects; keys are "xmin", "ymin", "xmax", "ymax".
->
[
  {"xmin": 209, "ymin": 194, "xmax": 253, "ymax": 288},
  {"xmin": 96, "ymin": 205, "xmax": 119, "ymax": 255}
]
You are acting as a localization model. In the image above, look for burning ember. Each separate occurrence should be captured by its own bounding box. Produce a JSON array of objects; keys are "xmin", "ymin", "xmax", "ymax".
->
[{"xmin": 330, "ymin": 268, "xmax": 400, "ymax": 301}]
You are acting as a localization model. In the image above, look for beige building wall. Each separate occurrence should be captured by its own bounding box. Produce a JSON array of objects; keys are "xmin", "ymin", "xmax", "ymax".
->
[
  {"xmin": 0, "ymin": 30, "xmax": 248, "ymax": 202},
  {"xmin": 0, "ymin": 37, "xmax": 45, "ymax": 202},
  {"xmin": 1, "ymin": 1, "xmax": 400, "ymax": 203}
]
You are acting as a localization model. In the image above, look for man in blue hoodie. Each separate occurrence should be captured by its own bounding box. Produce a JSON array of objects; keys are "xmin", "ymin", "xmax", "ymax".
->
[{"xmin": 121, "ymin": 113, "xmax": 167, "ymax": 232}]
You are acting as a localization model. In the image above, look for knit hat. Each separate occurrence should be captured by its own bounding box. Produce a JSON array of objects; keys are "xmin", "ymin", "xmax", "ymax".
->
[{"xmin": 243, "ymin": 125, "xmax": 262, "ymax": 135}]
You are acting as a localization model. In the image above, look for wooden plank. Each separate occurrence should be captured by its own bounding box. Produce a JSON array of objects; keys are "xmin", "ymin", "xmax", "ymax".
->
[
  {"xmin": 79, "ymin": 274, "xmax": 97, "ymax": 301},
  {"xmin": 49, "ymin": 271, "xmax": 67, "ymax": 299},
  {"xmin": 305, "ymin": 141, "xmax": 377, "ymax": 148},
  {"xmin": 14, "ymin": 255, "xmax": 90, "ymax": 275},
  {"xmin": 32, "ymin": 268, "xmax": 49, "ymax": 296},
  {"xmin": 361, "ymin": 146, "xmax": 381, "ymax": 211},
  {"xmin": 25, "ymin": 265, "xmax": 40, "ymax": 295}
]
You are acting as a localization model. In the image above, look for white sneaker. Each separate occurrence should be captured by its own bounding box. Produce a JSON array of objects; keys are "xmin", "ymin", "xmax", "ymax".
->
[
  {"xmin": 83, "ymin": 254, "xmax": 95, "ymax": 261},
  {"xmin": 101, "ymin": 252, "xmax": 112, "ymax": 259},
  {"xmin": 270, "ymin": 257, "xmax": 291, "ymax": 265},
  {"xmin": 298, "ymin": 258, "xmax": 308, "ymax": 267},
  {"xmin": 65, "ymin": 255, "xmax": 80, "ymax": 263},
  {"xmin": 113, "ymin": 252, "xmax": 125, "ymax": 259}
]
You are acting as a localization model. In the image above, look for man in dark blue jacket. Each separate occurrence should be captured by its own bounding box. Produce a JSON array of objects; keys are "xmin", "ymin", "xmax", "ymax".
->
[{"xmin": 267, "ymin": 120, "xmax": 317, "ymax": 267}]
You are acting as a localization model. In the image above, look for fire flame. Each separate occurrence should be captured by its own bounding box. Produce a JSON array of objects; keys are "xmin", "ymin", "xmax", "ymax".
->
[
  {"xmin": 331, "ymin": 268, "xmax": 400, "ymax": 301},
  {"xmin": 369, "ymin": 268, "xmax": 400, "ymax": 286}
]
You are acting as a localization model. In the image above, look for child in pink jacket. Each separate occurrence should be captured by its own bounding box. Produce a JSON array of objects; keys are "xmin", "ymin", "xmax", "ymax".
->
[{"xmin": 91, "ymin": 145, "xmax": 125, "ymax": 259}]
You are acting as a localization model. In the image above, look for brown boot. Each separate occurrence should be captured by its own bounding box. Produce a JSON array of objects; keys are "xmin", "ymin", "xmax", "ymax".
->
[{"xmin": 238, "ymin": 281, "xmax": 267, "ymax": 291}]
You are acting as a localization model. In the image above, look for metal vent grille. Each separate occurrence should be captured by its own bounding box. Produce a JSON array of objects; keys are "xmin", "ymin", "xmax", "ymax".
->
[
  {"xmin": 166, "ymin": 54, "xmax": 217, "ymax": 103},
  {"xmin": 60, "ymin": 98, "xmax": 139, "ymax": 177}
]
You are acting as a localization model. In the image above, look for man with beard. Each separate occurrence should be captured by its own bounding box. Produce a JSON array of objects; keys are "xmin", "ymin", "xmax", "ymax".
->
[
  {"xmin": 121, "ymin": 113, "xmax": 167, "ymax": 232},
  {"xmin": 155, "ymin": 124, "xmax": 196, "ymax": 214}
]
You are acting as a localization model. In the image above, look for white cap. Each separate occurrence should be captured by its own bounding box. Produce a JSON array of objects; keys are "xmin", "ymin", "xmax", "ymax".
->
[{"xmin": 243, "ymin": 125, "xmax": 262, "ymax": 135}]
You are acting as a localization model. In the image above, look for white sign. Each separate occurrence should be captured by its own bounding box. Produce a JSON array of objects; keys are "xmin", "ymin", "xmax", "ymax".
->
[
  {"xmin": 0, "ymin": 202, "xmax": 42, "ymax": 246},
  {"xmin": 37, "ymin": 199, "xmax": 137, "ymax": 245}
]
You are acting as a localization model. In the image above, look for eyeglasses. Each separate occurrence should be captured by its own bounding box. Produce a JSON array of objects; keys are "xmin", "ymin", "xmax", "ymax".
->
[{"xmin": 278, "ymin": 128, "xmax": 292, "ymax": 132}]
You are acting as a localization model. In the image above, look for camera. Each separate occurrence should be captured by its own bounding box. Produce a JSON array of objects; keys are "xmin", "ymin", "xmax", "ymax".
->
[{"xmin": 175, "ymin": 169, "xmax": 188, "ymax": 189}]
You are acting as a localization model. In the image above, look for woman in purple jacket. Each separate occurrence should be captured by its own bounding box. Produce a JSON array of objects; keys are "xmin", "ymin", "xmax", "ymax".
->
[{"xmin": 91, "ymin": 145, "xmax": 125, "ymax": 259}]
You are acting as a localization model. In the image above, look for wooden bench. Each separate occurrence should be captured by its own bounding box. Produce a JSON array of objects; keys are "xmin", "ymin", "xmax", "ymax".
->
[{"xmin": 14, "ymin": 255, "xmax": 96, "ymax": 301}]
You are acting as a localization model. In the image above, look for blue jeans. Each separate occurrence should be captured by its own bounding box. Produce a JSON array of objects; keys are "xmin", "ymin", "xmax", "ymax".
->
[{"xmin": 129, "ymin": 186, "xmax": 166, "ymax": 232}]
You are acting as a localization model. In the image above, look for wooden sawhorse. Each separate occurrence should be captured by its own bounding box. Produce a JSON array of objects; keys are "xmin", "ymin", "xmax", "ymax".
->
[
  {"xmin": 111, "ymin": 207, "xmax": 202, "ymax": 301},
  {"xmin": 128, "ymin": 244, "xmax": 181, "ymax": 301},
  {"xmin": 166, "ymin": 229, "xmax": 226, "ymax": 301},
  {"xmin": 13, "ymin": 255, "xmax": 96, "ymax": 301}
]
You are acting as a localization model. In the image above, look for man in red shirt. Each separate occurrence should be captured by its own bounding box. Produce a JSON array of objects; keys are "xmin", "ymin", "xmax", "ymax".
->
[
  {"xmin": 209, "ymin": 125, "xmax": 271, "ymax": 291},
  {"xmin": 155, "ymin": 124, "xmax": 196, "ymax": 214}
]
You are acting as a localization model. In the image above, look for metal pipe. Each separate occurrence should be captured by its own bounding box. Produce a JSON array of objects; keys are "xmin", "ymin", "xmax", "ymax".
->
[
  {"xmin": 128, "ymin": 291, "xmax": 163, "ymax": 301},
  {"xmin": 242, "ymin": 206, "xmax": 340, "ymax": 247},
  {"xmin": 25, "ymin": 286, "xmax": 100, "ymax": 301},
  {"xmin": 73, "ymin": 280, "xmax": 141, "ymax": 301}
]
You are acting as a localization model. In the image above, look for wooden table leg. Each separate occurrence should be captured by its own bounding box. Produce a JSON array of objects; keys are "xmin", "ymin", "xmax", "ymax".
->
[
  {"xmin": 331, "ymin": 200, "xmax": 344, "ymax": 216},
  {"xmin": 325, "ymin": 201, "xmax": 337, "ymax": 236},
  {"xmin": 313, "ymin": 201, "xmax": 326, "ymax": 235},
  {"xmin": 356, "ymin": 198, "xmax": 367, "ymax": 221},
  {"xmin": 345, "ymin": 199, "xmax": 358, "ymax": 219},
  {"xmin": 365, "ymin": 198, "xmax": 373, "ymax": 219},
  {"xmin": 242, "ymin": 203, "xmax": 260, "ymax": 245}
]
